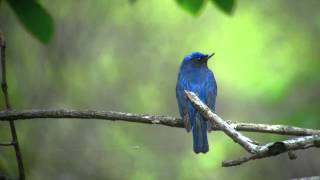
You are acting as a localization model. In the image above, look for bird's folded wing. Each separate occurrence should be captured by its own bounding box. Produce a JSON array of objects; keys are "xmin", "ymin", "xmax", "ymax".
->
[
  {"xmin": 205, "ymin": 71, "xmax": 217, "ymax": 132},
  {"xmin": 176, "ymin": 76, "xmax": 192, "ymax": 132}
]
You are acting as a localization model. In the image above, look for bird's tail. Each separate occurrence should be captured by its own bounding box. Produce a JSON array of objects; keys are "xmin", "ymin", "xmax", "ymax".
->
[{"xmin": 192, "ymin": 113, "xmax": 209, "ymax": 153}]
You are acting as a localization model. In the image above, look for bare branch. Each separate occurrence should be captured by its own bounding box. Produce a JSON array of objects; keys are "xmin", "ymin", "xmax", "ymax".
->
[
  {"xmin": 0, "ymin": 80, "xmax": 318, "ymax": 168},
  {"xmin": 231, "ymin": 122, "xmax": 320, "ymax": 136},
  {"xmin": 185, "ymin": 91, "xmax": 259, "ymax": 153},
  {"xmin": 0, "ymin": 36, "xmax": 10, "ymax": 109},
  {"xmin": 222, "ymin": 135, "xmax": 320, "ymax": 167},
  {"xmin": 183, "ymin": 90, "xmax": 320, "ymax": 167},
  {"xmin": 292, "ymin": 176, "xmax": 320, "ymax": 180},
  {"xmin": 1, "ymin": 90, "xmax": 319, "ymax": 168},
  {"xmin": 0, "ymin": 109, "xmax": 319, "ymax": 137},
  {"xmin": 0, "ymin": 32, "xmax": 25, "ymax": 180},
  {"xmin": 0, "ymin": 109, "xmax": 182, "ymax": 127}
]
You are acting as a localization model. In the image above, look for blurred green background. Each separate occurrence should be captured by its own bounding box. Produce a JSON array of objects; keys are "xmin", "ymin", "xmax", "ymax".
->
[{"xmin": 1, "ymin": 0, "xmax": 320, "ymax": 179}]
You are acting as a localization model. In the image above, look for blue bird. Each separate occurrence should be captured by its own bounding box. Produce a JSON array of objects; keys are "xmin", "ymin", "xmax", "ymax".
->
[{"xmin": 176, "ymin": 52, "xmax": 217, "ymax": 154}]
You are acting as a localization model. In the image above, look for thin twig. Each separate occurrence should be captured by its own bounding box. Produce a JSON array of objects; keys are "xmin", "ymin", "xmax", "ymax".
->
[
  {"xmin": 0, "ymin": 33, "xmax": 25, "ymax": 180},
  {"xmin": 231, "ymin": 122, "xmax": 320, "ymax": 136},
  {"xmin": 0, "ymin": 109, "xmax": 319, "ymax": 136}
]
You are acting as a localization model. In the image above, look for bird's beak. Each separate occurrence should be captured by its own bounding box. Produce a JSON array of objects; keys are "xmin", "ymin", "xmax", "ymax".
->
[{"xmin": 207, "ymin": 52, "xmax": 215, "ymax": 60}]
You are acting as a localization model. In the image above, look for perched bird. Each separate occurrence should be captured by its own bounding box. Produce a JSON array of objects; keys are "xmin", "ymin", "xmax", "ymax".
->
[{"xmin": 176, "ymin": 52, "xmax": 217, "ymax": 153}]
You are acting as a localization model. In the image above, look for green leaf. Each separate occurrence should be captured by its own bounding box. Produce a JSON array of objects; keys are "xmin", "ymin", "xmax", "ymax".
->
[
  {"xmin": 7, "ymin": 0, "xmax": 54, "ymax": 43},
  {"xmin": 211, "ymin": 0, "xmax": 236, "ymax": 15},
  {"xmin": 176, "ymin": 0, "xmax": 206, "ymax": 16}
]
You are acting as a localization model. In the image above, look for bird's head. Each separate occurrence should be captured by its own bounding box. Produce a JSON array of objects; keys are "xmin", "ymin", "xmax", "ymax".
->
[{"xmin": 181, "ymin": 52, "xmax": 214, "ymax": 67}]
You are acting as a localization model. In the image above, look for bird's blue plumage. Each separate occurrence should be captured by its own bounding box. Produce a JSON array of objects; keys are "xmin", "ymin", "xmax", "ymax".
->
[{"xmin": 176, "ymin": 52, "xmax": 217, "ymax": 154}]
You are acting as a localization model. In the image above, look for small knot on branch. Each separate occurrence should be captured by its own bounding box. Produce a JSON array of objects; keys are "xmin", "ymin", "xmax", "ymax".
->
[
  {"xmin": 288, "ymin": 151, "xmax": 297, "ymax": 160},
  {"xmin": 267, "ymin": 142, "xmax": 287, "ymax": 155}
]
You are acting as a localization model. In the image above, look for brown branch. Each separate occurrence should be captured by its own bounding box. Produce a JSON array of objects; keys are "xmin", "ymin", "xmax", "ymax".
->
[
  {"xmin": 0, "ymin": 109, "xmax": 319, "ymax": 136},
  {"xmin": 184, "ymin": 90, "xmax": 320, "ymax": 167},
  {"xmin": 292, "ymin": 176, "xmax": 320, "ymax": 180},
  {"xmin": 230, "ymin": 122, "xmax": 320, "ymax": 136},
  {"xmin": 0, "ymin": 91, "xmax": 319, "ymax": 168},
  {"xmin": 0, "ymin": 33, "xmax": 25, "ymax": 180},
  {"xmin": 0, "ymin": 109, "xmax": 182, "ymax": 127},
  {"xmin": 185, "ymin": 91, "xmax": 259, "ymax": 153},
  {"xmin": 0, "ymin": 50, "xmax": 319, "ymax": 169},
  {"xmin": 222, "ymin": 135, "xmax": 320, "ymax": 167},
  {"xmin": 0, "ymin": 38, "xmax": 10, "ymax": 108}
]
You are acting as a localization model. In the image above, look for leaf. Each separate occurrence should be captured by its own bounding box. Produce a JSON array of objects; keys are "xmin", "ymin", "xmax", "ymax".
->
[
  {"xmin": 7, "ymin": 0, "xmax": 54, "ymax": 43},
  {"xmin": 211, "ymin": 0, "xmax": 236, "ymax": 15},
  {"xmin": 176, "ymin": 0, "xmax": 206, "ymax": 16},
  {"xmin": 129, "ymin": 0, "xmax": 137, "ymax": 4}
]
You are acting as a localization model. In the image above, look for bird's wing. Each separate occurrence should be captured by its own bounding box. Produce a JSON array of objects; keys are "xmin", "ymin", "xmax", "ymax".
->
[
  {"xmin": 176, "ymin": 74, "xmax": 192, "ymax": 132},
  {"xmin": 205, "ymin": 71, "xmax": 217, "ymax": 131}
]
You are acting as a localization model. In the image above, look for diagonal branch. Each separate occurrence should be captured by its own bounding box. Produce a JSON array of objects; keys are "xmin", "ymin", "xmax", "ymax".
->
[
  {"xmin": 184, "ymin": 90, "xmax": 320, "ymax": 167},
  {"xmin": 1, "ymin": 32, "xmax": 25, "ymax": 180},
  {"xmin": 185, "ymin": 91, "xmax": 259, "ymax": 153}
]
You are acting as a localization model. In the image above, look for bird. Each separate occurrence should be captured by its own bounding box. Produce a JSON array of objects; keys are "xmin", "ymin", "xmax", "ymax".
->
[{"xmin": 176, "ymin": 52, "xmax": 217, "ymax": 154}]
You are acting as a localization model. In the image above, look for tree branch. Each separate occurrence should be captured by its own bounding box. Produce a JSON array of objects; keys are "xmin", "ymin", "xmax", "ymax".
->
[
  {"xmin": 185, "ymin": 91, "xmax": 259, "ymax": 153},
  {"xmin": 1, "ymin": 32, "xmax": 25, "ymax": 180},
  {"xmin": 184, "ymin": 90, "xmax": 320, "ymax": 167},
  {"xmin": 0, "ymin": 109, "xmax": 319, "ymax": 137},
  {"xmin": 0, "ymin": 60, "xmax": 318, "ymax": 169},
  {"xmin": 0, "ymin": 109, "xmax": 182, "ymax": 127},
  {"xmin": 231, "ymin": 122, "xmax": 320, "ymax": 136},
  {"xmin": 222, "ymin": 135, "xmax": 320, "ymax": 167},
  {"xmin": 0, "ymin": 92, "xmax": 319, "ymax": 167}
]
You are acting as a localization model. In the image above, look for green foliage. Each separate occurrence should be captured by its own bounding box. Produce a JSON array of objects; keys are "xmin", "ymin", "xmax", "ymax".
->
[
  {"xmin": 2, "ymin": 0, "xmax": 236, "ymax": 44},
  {"xmin": 176, "ymin": 0, "xmax": 236, "ymax": 16},
  {"xmin": 211, "ymin": 0, "xmax": 235, "ymax": 14},
  {"xmin": 176, "ymin": 0, "xmax": 206, "ymax": 16},
  {"xmin": 6, "ymin": 0, "xmax": 53, "ymax": 43}
]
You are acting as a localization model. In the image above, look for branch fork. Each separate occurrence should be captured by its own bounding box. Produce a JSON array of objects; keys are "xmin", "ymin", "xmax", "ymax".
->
[
  {"xmin": 1, "ymin": 32, "xmax": 25, "ymax": 179},
  {"xmin": 184, "ymin": 90, "xmax": 320, "ymax": 167},
  {"xmin": 1, "ymin": 29, "xmax": 319, "ymax": 177}
]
